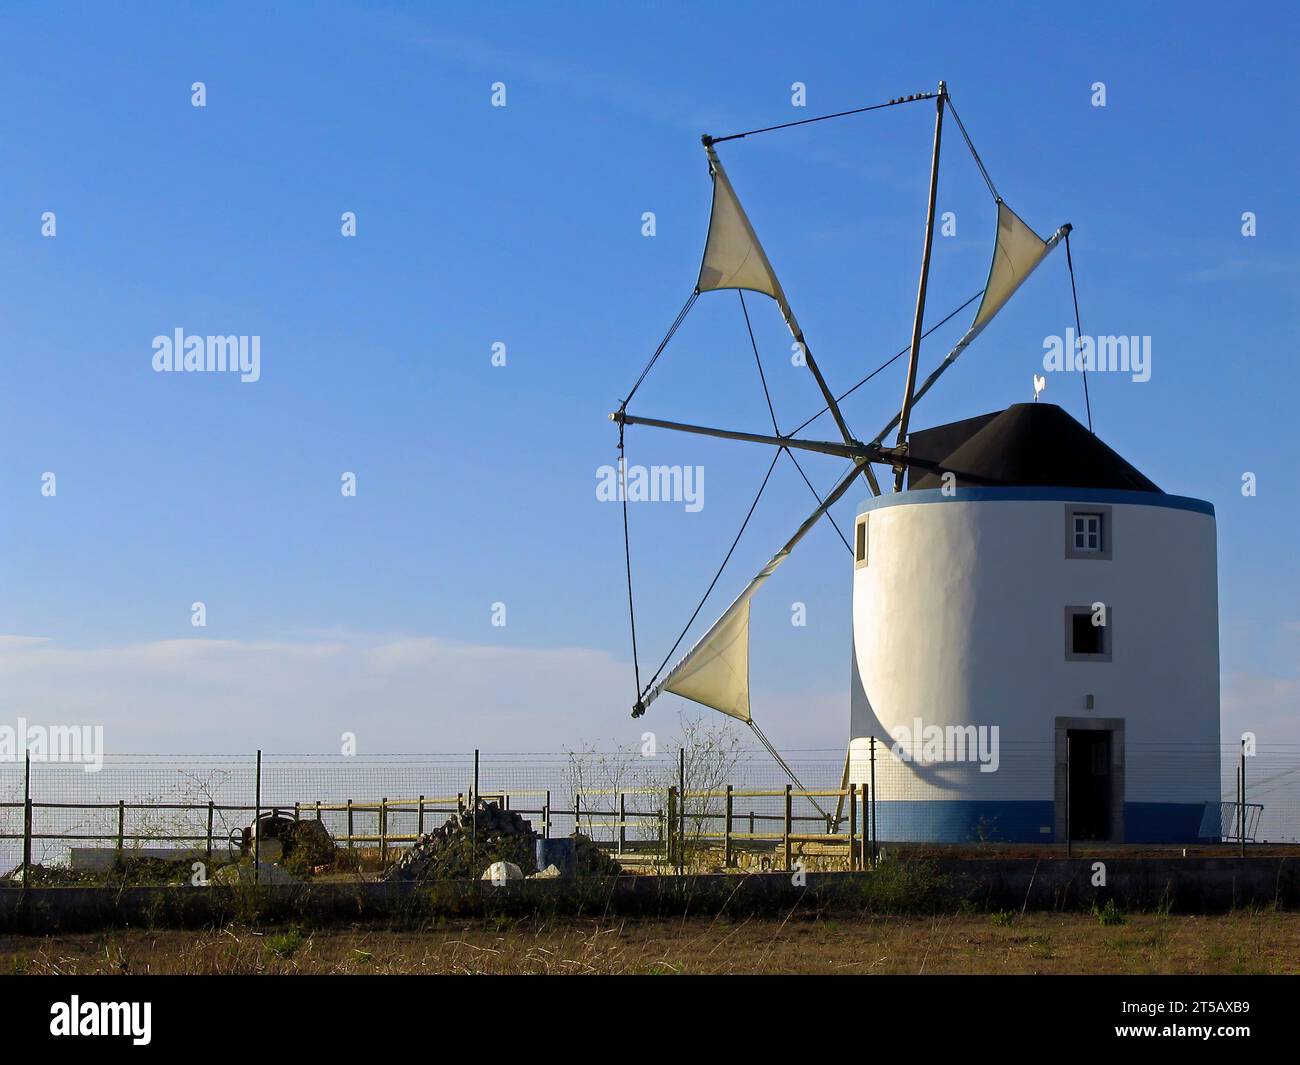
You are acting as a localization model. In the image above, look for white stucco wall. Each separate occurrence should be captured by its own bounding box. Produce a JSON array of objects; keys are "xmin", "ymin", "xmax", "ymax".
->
[{"xmin": 847, "ymin": 489, "xmax": 1219, "ymax": 806}]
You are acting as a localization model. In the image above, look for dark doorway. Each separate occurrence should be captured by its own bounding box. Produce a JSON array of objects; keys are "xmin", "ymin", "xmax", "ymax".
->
[{"xmin": 1067, "ymin": 730, "xmax": 1111, "ymax": 840}]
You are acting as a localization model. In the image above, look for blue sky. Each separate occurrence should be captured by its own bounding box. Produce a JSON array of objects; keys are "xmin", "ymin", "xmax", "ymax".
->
[{"xmin": 1, "ymin": 2, "xmax": 1296, "ymax": 753}]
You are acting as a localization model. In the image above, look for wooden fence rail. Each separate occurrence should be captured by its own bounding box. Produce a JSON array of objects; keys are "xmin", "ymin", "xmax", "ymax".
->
[{"xmin": 2, "ymin": 782, "xmax": 877, "ymax": 874}]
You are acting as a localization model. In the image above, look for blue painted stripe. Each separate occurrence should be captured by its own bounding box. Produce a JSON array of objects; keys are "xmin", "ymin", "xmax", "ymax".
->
[
  {"xmin": 873, "ymin": 800, "xmax": 1054, "ymax": 843},
  {"xmin": 1125, "ymin": 802, "xmax": 1215, "ymax": 844},
  {"xmin": 856, "ymin": 486, "xmax": 1214, "ymax": 517},
  {"xmin": 872, "ymin": 800, "xmax": 1217, "ymax": 843}
]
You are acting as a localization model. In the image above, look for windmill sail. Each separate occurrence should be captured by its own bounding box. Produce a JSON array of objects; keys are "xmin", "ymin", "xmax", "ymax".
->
[
  {"xmin": 640, "ymin": 463, "xmax": 862, "ymax": 720},
  {"xmin": 697, "ymin": 146, "xmax": 802, "ymax": 336},
  {"xmin": 649, "ymin": 571, "xmax": 765, "ymax": 722},
  {"xmin": 697, "ymin": 143, "xmax": 872, "ymax": 487},
  {"xmin": 872, "ymin": 205, "xmax": 1070, "ymax": 446},
  {"xmin": 972, "ymin": 200, "xmax": 1050, "ymax": 330}
]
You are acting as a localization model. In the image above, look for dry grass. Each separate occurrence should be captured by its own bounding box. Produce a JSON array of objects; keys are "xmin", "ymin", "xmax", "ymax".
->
[{"xmin": 4, "ymin": 911, "xmax": 1299, "ymax": 974}]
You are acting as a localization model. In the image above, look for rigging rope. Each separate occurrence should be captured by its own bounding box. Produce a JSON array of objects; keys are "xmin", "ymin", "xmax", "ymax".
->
[
  {"xmin": 945, "ymin": 96, "xmax": 1000, "ymax": 202},
  {"xmin": 708, "ymin": 92, "xmax": 937, "ymax": 145},
  {"xmin": 789, "ymin": 289, "xmax": 984, "ymax": 437},
  {"xmin": 783, "ymin": 450, "xmax": 852, "ymax": 554},
  {"xmin": 640, "ymin": 450, "xmax": 781, "ymax": 699},
  {"xmin": 618, "ymin": 424, "xmax": 646, "ymax": 716},
  {"xmin": 1064, "ymin": 230, "xmax": 1093, "ymax": 433},
  {"xmin": 739, "ymin": 291, "xmax": 780, "ymax": 435},
  {"xmin": 739, "ymin": 291, "xmax": 851, "ymax": 553},
  {"xmin": 621, "ymin": 289, "xmax": 699, "ymax": 410},
  {"xmin": 749, "ymin": 721, "xmax": 832, "ymax": 821}
]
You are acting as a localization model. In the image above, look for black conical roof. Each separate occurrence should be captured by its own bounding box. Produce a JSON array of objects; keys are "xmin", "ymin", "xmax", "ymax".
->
[{"xmin": 907, "ymin": 403, "xmax": 1161, "ymax": 492}]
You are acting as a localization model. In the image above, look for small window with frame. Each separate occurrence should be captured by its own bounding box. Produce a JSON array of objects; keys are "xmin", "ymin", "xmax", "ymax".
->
[
  {"xmin": 1065, "ymin": 504, "xmax": 1112, "ymax": 560},
  {"xmin": 854, "ymin": 515, "xmax": 869, "ymax": 569},
  {"xmin": 1074, "ymin": 512, "xmax": 1103, "ymax": 552},
  {"xmin": 1065, "ymin": 605, "xmax": 1112, "ymax": 662}
]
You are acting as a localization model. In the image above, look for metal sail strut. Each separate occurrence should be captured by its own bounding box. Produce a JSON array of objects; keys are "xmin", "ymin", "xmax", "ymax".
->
[
  {"xmin": 610, "ymin": 409, "xmax": 934, "ymax": 473},
  {"xmin": 894, "ymin": 83, "xmax": 947, "ymax": 491},
  {"xmin": 872, "ymin": 221, "xmax": 1072, "ymax": 451}
]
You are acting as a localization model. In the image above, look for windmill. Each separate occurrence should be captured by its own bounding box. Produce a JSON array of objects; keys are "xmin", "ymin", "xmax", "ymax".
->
[{"xmin": 612, "ymin": 82, "xmax": 1083, "ymax": 800}]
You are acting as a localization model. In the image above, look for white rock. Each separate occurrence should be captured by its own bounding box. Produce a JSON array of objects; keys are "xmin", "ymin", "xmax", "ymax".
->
[
  {"xmin": 481, "ymin": 861, "xmax": 524, "ymax": 884},
  {"xmin": 528, "ymin": 864, "xmax": 562, "ymax": 879}
]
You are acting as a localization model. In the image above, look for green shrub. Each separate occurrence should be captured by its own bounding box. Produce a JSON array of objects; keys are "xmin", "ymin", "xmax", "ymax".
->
[
  {"xmin": 1092, "ymin": 898, "xmax": 1126, "ymax": 926},
  {"xmin": 264, "ymin": 927, "xmax": 307, "ymax": 958}
]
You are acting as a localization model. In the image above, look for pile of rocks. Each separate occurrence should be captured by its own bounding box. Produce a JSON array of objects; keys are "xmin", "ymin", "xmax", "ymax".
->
[
  {"xmin": 384, "ymin": 799, "xmax": 624, "ymax": 882},
  {"xmin": 385, "ymin": 798, "xmax": 538, "ymax": 882}
]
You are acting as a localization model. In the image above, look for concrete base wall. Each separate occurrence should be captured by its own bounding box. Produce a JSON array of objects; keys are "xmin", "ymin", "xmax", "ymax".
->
[{"xmin": 3, "ymin": 857, "xmax": 1298, "ymax": 932}]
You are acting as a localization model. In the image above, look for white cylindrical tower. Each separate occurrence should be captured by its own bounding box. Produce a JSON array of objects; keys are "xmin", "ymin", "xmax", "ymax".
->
[{"xmin": 847, "ymin": 404, "xmax": 1219, "ymax": 844}]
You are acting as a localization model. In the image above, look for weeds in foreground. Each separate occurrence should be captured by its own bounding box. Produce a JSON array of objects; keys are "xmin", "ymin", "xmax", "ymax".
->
[
  {"xmin": 263, "ymin": 927, "xmax": 307, "ymax": 959},
  {"xmin": 1092, "ymin": 898, "xmax": 1126, "ymax": 926},
  {"xmin": 4, "ymin": 911, "xmax": 1299, "ymax": 975}
]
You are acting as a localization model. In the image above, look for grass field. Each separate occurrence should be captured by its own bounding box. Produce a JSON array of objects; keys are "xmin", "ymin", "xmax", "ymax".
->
[{"xmin": 4, "ymin": 911, "xmax": 1299, "ymax": 974}]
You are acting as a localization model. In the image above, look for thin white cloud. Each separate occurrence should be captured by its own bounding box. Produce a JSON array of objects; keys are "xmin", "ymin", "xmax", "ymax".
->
[
  {"xmin": 1222, "ymin": 671, "xmax": 1300, "ymax": 744},
  {"xmin": 0, "ymin": 632, "xmax": 849, "ymax": 757},
  {"xmin": 0, "ymin": 634, "xmax": 629, "ymax": 754}
]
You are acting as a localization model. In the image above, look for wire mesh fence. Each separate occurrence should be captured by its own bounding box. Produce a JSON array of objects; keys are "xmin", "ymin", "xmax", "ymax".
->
[{"xmin": 3, "ymin": 742, "xmax": 1299, "ymax": 875}]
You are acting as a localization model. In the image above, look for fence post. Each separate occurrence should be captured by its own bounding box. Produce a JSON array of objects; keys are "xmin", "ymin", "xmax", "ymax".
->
[
  {"xmin": 784, "ymin": 784, "xmax": 793, "ymax": 871},
  {"xmin": 472, "ymin": 749, "xmax": 479, "ymax": 874},
  {"xmin": 346, "ymin": 799, "xmax": 354, "ymax": 849},
  {"xmin": 254, "ymin": 749, "xmax": 262, "ymax": 884},
  {"xmin": 22, "ymin": 751, "xmax": 32, "ymax": 896},
  {"xmin": 848, "ymin": 782, "xmax": 857, "ymax": 871},
  {"xmin": 574, "ymin": 793, "xmax": 581, "ymax": 838},
  {"xmin": 1240, "ymin": 741, "xmax": 1247, "ymax": 857},
  {"xmin": 678, "ymin": 747, "xmax": 686, "ymax": 873},
  {"xmin": 544, "ymin": 790, "xmax": 551, "ymax": 839},
  {"xmin": 1234, "ymin": 761, "xmax": 1241, "ymax": 845},
  {"xmin": 293, "ymin": 801, "xmax": 300, "ymax": 822},
  {"xmin": 379, "ymin": 798, "xmax": 388, "ymax": 865},
  {"xmin": 618, "ymin": 792, "xmax": 626, "ymax": 855},
  {"xmin": 724, "ymin": 785, "xmax": 733, "ymax": 868},
  {"xmin": 206, "ymin": 801, "xmax": 215, "ymax": 860},
  {"xmin": 861, "ymin": 783, "xmax": 869, "ymax": 871},
  {"xmin": 666, "ymin": 787, "xmax": 677, "ymax": 870},
  {"xmin": 869, "ymin": 736, "xmax": 877, "ymax": 868},
  {"xmin": 116, "ymin": 800, "xmax": 126, "ymax": 858},
  {"xmin": 417, "ymin": 794, "xmax": 425, "ymax": 837}
]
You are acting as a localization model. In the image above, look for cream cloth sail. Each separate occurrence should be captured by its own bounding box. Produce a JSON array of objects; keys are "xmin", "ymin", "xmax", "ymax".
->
[
  {"xmin": 695, "ymin": 147, "xmax": 804, "ymax": 337},
  {"xmin": 972, "ymin": 200, "xmax": 1049, "ymax": 330},
  {"xmin": 652, "ymin": 547, "xmax": 794, "ymax": 722}
]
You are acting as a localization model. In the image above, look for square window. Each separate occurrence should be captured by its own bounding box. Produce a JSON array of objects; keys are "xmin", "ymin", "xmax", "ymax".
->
[
  {"xmin": 854, "ymin": 517, "xmax": 869, "ymax": 568},
  {"xmin": 1073, "ymin": 513, "xmax": 1103, "ymax": 552},
  {"xmin": 1072, "ymin": 612, "xmax": 1103, "ymax": 654},
  {"xmin": 1064, "ymin": 504, "xmax": 1112, "ymax": 560},
  {"xmin": 1065, "ymin": 606, "xmax": 1111, "ymax": 661}
]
